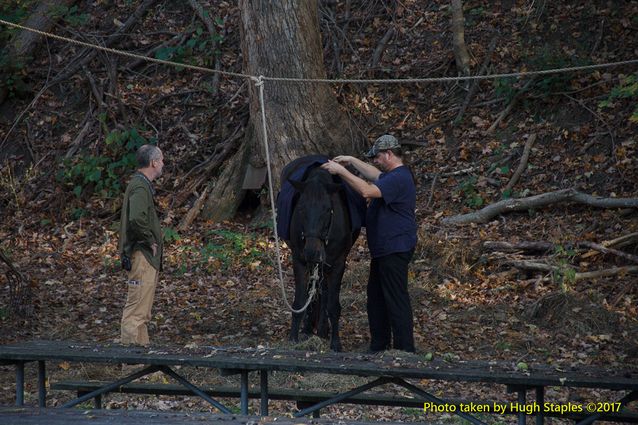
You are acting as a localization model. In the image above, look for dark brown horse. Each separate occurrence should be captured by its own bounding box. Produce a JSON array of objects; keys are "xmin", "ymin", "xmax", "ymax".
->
[{"xmin": 283, "ymin": 159, "xmax": 357, "ymax": 351}]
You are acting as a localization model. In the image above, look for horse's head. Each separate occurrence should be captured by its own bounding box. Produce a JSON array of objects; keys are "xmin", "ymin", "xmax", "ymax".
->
[{"xmin": 289, "ymin": 169, "xmax": 341, "ymax": 265}]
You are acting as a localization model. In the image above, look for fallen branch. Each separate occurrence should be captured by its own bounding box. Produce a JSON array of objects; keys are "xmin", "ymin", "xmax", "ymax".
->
[
  {"xmin": 505, "ymin": 260, "xmax": 638, "ymax": 281},
  {"xmin": 422, "ymin": 167, "xmax": 476, "ymax": 180},
  {"xmin": 126, "ymin": 31, "xmax": 191, "ymax": 70},
  {"xmin": 502, "ymin": 133, "xmax": 536, "ymax": 195},
  {"xmin": 563, "ymin": 93, "xmax": 615, "ymax": 152},
  {"xmin": 0, "ymin": 249, "xmax": 33, "ymax": 317},
  {"xmin": 487, "ymin": 76, "xmax": 537, "ymax": 134},
  {"xmin": 485, "ymin": 239, "xmax": 638, "ymax": 263},
  {"xmin": 425, "ymin": 173, "xmax": 438, "ymax": 210},
  {"xmin": 575, "ymin": 266, "xmax": 638, "ymax": 280},
  {"xmin": 505, "ymin": 260, "xmax": 556, "ymax": 273},
  {"xmin": 484, "ymin": 240, "xmax": 555, "ymax": 253},
  {"xmin": 581, "ymin": 232, "xmax": 638, "ymax": 259},
  {"xmin": 369, "ymin": 26, "xmax": 395, "ymax": 71},
  {"xmin": 48, "ymin": 0, "xmax": 158, "ymax": 87},
  {"xmin": 454, "ymin": 36, "xmax": 497, "ymax": 125},
  {"xmin": 187, "ymin": 0, "xmax": 217, "ymax": 35},
  {"xmin": 442, "ymin": 188, "xmax": 638, "ymax": 225},
  {"xmin": 173, "ymin": 123, "xmax": 245, "ymax": 209},
  {"xmin": 577, "ymin": 241, "xmax": 638, "ymax": 264},
  {"xmin": 178, "ymin": 185, "xmax": 210, "ymax": 231},
  {"xmin": 65, "ymin": 108, "xmax": 94, "ymax": 159}
]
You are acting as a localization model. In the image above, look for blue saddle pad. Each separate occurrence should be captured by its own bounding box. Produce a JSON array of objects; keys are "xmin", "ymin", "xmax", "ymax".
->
[{"xmin": 276, "ymin": 155, "xmax": 366, "ymax": 240}]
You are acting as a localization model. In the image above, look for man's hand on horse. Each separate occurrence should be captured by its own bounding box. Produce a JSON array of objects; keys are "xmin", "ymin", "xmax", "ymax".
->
[
  {"xmin": 321, "ymin": 160, "xmax": 346, "ymax": 175},
  {"xmin": 332, "ymin": 155, "xmax": 354, "ymax": 166}
]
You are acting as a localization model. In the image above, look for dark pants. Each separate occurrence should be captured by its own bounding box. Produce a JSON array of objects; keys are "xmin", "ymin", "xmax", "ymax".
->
[{"xmin": 367, "ymin": 250, "xmax": 415, "ymax": 352}]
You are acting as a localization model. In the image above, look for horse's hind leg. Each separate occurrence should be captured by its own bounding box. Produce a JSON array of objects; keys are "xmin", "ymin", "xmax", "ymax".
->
[{"xmin": 326, "ymin": 265, "xmax": 345, "ymax": 352}]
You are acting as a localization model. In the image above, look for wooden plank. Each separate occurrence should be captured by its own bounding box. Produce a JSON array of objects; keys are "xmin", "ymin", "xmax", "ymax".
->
[
  {"xmin": 51, "ymin": 380, "xmax": 426, "ymax": 407},
  {"xmin": 49, "ymin": 381, "xmax": 638, "ymax": 422},
  {"xmin": 0, "ymin": 408, "xmax": 411, "ymax": 425},
  {"xmin": 0, "ymin": 340, "xmax": 636, "ymax": 390}
]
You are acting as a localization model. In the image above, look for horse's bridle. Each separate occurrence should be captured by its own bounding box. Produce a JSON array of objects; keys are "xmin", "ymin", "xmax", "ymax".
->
[{"xmin": 301, "ymin": 208, "xmax": 334, "ymax": 247}]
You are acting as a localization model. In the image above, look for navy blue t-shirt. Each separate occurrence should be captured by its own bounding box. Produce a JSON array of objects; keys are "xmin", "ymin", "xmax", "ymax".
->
[{"xmin": 366, "ymin": 165, "xmax": 417, "ymax": 258}]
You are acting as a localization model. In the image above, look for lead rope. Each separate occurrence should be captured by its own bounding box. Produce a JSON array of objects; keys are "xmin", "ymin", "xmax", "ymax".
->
[{"xmin": 255, "ymin": 76, "xmax": 318, "ymax": 314}]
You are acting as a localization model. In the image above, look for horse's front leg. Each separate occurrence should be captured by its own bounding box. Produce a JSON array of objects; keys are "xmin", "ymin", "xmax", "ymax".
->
[
  {"xmin": 302, "ymin": 292, "xmax": 320, "ymax": 336},
  {"xmin": 289, "ymin": 259, "xmax": 308, "ymax": 343},
  {"xmin": 316, "ymin": 280, "xmax": 329, "ymax": 339},
  {"xmin": 326, "ymin": 261, "xmax": 346, "ymax": 352}
]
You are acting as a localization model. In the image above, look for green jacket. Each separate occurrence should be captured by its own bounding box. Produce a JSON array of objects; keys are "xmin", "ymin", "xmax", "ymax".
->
[{"xmin": 118, "ymin": 172, "xmax": 163, "ymax": 270}]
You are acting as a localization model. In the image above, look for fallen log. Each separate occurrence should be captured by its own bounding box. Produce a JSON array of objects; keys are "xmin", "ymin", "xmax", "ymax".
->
[
  {"xmin": 442, "ymin": 188, "xmax": 638, "ymax": 225},
  {"xmin": 483, "ymin": 241, "xmax": 555, "ymax": 253}
]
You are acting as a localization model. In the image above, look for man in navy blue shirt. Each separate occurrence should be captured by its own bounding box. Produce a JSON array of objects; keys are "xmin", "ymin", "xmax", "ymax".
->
[{"xmin": 322, "ymin": 135, "xmax": 417, "ymax": 352}]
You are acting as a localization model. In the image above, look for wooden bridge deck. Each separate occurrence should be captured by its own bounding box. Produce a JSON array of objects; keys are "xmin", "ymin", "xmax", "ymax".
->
[
  {"xmin": 0, "ymin": 340, "xmax": 636, "ymax": 425},
  {"xmin": 0, "ymin": 408, "xmax": 408, "ymax": 425},
  {"xmin": 0, "ymin": 340, "xmax": 635, "ymax": 389}
]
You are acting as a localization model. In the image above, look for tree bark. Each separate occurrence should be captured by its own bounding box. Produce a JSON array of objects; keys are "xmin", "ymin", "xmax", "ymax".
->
[
  {"xmin": 450, "ymin": 0, "xmax": 470, "ymax": 76},
  {"xmin": 202, "ymin": 0, "xmax": 365, "ymax": 221}
]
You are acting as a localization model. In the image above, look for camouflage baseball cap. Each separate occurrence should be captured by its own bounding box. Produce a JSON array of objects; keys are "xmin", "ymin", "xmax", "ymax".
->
[{"xmin": 365, "ymin": 134, "xmax": 400, "ymax": 158}]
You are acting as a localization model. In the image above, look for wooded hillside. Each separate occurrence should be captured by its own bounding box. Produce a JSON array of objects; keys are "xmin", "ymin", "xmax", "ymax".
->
[{"xmin": 0, "ymin": 0, "xmax": 636, "ymax": 415}]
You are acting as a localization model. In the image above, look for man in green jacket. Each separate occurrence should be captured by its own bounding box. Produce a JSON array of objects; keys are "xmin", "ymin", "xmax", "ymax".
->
[{"xmin": 118, "ymin": 144, "xmax": 164, "ymax": 346}]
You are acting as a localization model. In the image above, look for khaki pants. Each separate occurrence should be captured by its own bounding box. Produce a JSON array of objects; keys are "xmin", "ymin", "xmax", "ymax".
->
[{"xmin": 121, "ymin": 251, "xmax": 158, "ymax": 346}]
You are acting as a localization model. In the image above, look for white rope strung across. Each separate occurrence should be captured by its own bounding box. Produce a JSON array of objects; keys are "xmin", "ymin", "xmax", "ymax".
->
[
  {"xmin": 1, "ymin": 18, "xmax": 636, "ymax": 85},
  {"xmin": 255, "ymin": 76, "xmax": 318, "ymax": 314},
  {"xmin": 0, "ymin": 18, "xmax": 251, "ymax": 80},
  {"xmin": 261, "ymin": 59, "xmax": 638, "ymax": 85}
]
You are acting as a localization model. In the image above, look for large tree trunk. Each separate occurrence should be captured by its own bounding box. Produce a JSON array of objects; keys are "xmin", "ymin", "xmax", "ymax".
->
[{"xmin": 202, "ymin": 0, "xmax": 365, "ymax": 222}]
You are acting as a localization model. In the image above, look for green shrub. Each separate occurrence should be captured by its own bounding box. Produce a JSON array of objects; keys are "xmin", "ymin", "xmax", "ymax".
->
[
  {"xmin": 49, "ymin": 4, "xmax": 89, "ymax": 27},
  {"xmin": 57, "ymin": 128, "xmax": 150, "ymax": 198},
  {"xmin": 599, "ymin": 73, "xmax": 638, "ymax": 123},
  {"xmin": 197, "ymin": 229, "xmax": 270, "ymax": 272},
  {"xmin": 0, "ymin": 56, "xmax": 29, "ymax": 99},
  {"xmin": 155, "ymin": 23, "xmax": 224, "ymax": 68},
  {"xmin": 458, "ymin": 176, "xmax": 484, "ymax": 208},
  {"xmin": 163, "ymin": 227, "xmax": 181, "ymax": 244}
]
